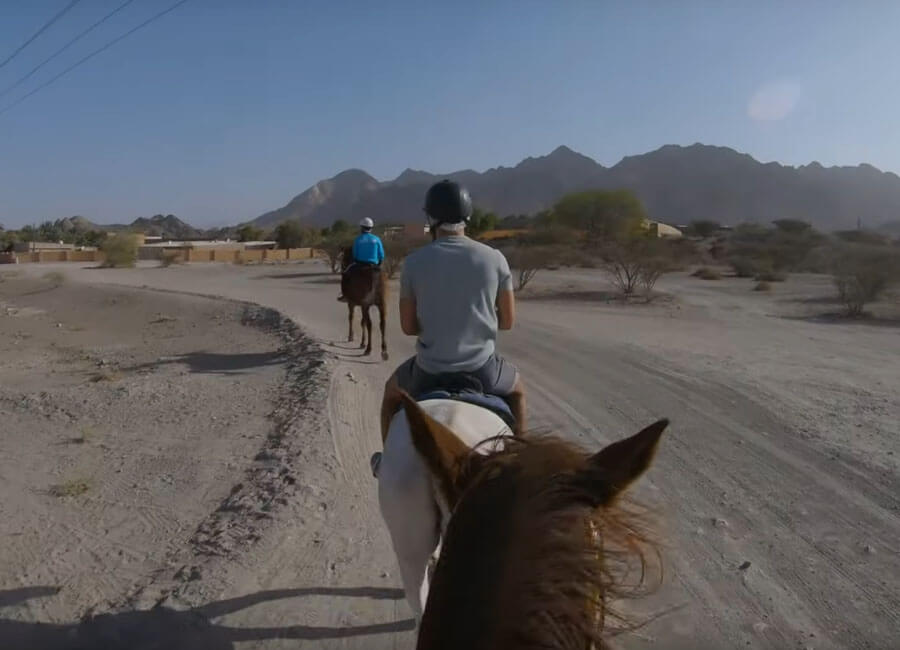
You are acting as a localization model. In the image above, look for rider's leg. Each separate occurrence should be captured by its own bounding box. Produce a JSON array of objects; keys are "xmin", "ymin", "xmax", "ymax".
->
[
  {"xmin": 380, "ymin": 357, "xmax": 417, "ymax": 444},
  {"xmin": 507, "ymin": 376, "xmax": 526, "ymax": 436},
  {"xmin": 478, "ymin": 354, "xmax": 527, "ymax": 436},
  {"xmin": 380, "ymin": 375, "xmax": 403, "ymax": 445}
]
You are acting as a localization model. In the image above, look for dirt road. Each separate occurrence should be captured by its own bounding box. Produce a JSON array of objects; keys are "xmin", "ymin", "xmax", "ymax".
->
[{"xmin": 5, "ymin": 261, "xmax": 899, "ymax": 649}]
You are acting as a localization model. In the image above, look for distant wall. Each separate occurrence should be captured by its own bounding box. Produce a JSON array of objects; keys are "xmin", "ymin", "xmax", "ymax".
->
[{"xmin": 10, "ymin": 246, "xmax": 317, "ymax": 265}]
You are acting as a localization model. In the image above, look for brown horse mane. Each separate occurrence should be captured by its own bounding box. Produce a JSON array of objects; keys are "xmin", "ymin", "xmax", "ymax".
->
[{"xmin": 425, "ymin": 433, "xmax": 662, "ymax": 649}]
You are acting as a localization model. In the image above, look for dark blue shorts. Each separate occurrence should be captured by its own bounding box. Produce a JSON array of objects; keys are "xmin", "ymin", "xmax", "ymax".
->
[{"xmin": 393, "ymin": 354, "xmax": 519, "ymax": 399}]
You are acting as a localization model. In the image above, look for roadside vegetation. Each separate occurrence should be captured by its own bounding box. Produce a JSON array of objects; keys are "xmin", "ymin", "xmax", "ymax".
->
[{"xmin": 100, "ymin": 234, "xmax": 139, "ymax": 268}]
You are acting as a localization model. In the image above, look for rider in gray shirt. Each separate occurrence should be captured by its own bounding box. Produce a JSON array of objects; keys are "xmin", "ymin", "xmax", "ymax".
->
[{"xmin": 380, "ymin": 180, "xmax": 526, "ymax": 440}]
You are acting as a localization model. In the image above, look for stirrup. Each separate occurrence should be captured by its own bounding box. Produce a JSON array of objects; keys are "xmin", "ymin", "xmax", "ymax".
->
[{"xmin": 370, "ymin": 451, "xmax": 382, "ymax": 478}]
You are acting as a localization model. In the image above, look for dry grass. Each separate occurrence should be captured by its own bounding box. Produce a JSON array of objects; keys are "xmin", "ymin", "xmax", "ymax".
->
[
  {"xmin": 49, "ymin": 478, "xmax": 91, "ymax": 498},
  {"xmin": 90, "ymin": 370, "xmax": 120, "ymax": 383},
  {"xmin": 42, "ymin": 270, "xmax": 66, "ymax": 286}
]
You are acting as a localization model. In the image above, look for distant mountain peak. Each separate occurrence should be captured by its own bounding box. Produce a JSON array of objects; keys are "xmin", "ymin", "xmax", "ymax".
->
[{"xmin": 247, "ymin": 144, "xmax": 900, "ymax": 233}]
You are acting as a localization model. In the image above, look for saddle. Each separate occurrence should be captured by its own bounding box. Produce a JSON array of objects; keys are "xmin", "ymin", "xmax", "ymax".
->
[
  {"xmin": 415, "ymin": 371, "xmax": 515, "ymax": 429},
  {"xmin": 417, "ymin": 390, "xmax": 515, "ymax": 430}
]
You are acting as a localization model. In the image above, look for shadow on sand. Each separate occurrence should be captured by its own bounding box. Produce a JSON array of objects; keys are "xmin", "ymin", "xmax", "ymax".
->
[
  {"xmin": 125, "ymin": 351, "xmax": 287, "ymax": 376},
  {"xmin": 0, "ymin": 585, "xmax": 414, "ymax": 650},
  {"xmin": 254, "ymin": 272, "xmax": 337, "ymax": 281}
]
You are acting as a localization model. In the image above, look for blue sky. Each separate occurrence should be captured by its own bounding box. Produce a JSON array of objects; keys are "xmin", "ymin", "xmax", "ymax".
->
[{"xmin": 1, "ymin": 0, "xmax": 898, "ymax": 228}]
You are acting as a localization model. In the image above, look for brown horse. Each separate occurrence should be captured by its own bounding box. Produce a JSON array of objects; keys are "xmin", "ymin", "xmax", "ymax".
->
[
  {"xmin": 341, "ymin": 246, "xmax": 388, "ymax": 360},
  {"xmin": 397, "ymin": 392, "xmax": 666, "ymax": 650}
]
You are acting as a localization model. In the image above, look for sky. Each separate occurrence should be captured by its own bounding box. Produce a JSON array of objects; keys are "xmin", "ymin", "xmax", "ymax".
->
[{"xmin": 1, "ymin": 0, "xmax": 899, "ymax": 228}]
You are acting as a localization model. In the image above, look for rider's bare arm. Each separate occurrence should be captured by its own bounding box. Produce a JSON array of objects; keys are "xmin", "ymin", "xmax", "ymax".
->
[
  {"xmin": 400, "ymin": 296, "xmax": 420, "ymax": 335},
  {"xmin": 497, "ymin": 289, "xmax": 515, "ymax": 330}
]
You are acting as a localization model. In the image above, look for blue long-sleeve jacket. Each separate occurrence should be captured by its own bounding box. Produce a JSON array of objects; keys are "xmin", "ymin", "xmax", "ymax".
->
[{"xmin": 352, "ymin": 232, "xmax": 385, "ymax": 265}]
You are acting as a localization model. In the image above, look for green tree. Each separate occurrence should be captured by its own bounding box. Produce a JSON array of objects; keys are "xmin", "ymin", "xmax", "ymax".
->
[
  {"xmin": 330, "ymin": 219, "xmax": 354, "ymax": 235},
  {"xmin": 37, "ymin": 220, "xmax": 70, "ymax": 243},
  {"xmin": 74, "ymin": 230, "xmax": 107, "ymax": 247},
  {"xmin": 468, "ymin": 208, "xmax": 498, "ymax": 238},
  {"xmin": 236, "ymin": 224, "xmax": 263, "ymax": 242},
  {"xmin": 551, "ymin": 190, "xmax": 647, "ymax": 241},
  {"xmin": 273, "ymin": 220, "xmax": 318, "ymax": 249}
]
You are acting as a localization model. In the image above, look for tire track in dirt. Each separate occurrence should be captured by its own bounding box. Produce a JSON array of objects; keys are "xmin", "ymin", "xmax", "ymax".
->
[{"xmin": 505, "ymin": 318, "xmax": 899, "ymax": 649}]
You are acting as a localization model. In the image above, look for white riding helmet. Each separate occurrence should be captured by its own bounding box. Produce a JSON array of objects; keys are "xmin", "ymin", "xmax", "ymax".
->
[{"xmin": 359, "ymin": 217, "xmax": 374, "ymax": 229}]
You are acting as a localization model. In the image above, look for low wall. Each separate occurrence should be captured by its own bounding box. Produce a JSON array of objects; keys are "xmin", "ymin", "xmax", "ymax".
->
[{"xmin": 11, "ymin": 246, "xmax": 317, "ymax": 265}]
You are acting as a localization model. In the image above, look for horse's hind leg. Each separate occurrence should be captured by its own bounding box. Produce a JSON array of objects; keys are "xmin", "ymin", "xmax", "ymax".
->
[
  {"xmin": 347, "ymin": 304, "xmax": 355, "ymax": 342},
  {"xmin": 378, "ymin": 302, "xmax": 388, "ymax": 361},
  {"xmin": 362, "ymin": 307, "xmax": 373, "ymax": 356}
]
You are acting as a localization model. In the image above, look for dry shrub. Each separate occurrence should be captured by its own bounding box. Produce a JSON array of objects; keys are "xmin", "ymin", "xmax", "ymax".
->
[
  {"xmin": 600, "ymin": 238, "xmax": 674, "ymax": 298},
  {"xmin": 384, "ymin": 236, "xmax": 420, "ymax": 279},
  {"xmin": 729, "ymin": 255, "xmax": 768, "ymax": 278},
  {"xmin": 754, "ymin": 280, "xmax": 772, "ymax": 292},
  {"xmin": 42, "ymin": 270, "xmax": 66, "ymax": 285},
  {"xmin": 100, "ymin": 234, "xmax": 139, "ymax": 268},
  {"xmin": 692, "ymin": 267, "xmax": 722, "ymax": 280},
  {"xmin": 49, "ymin": 479, "xmax": 91, "ymax": 498},
  {"xmin": 504, "ymin": 245, "xmax": 564, "ymax": 291},
  {"xmin": 832, "ymin": 245, "xmax": 900, "ymax": 316}
]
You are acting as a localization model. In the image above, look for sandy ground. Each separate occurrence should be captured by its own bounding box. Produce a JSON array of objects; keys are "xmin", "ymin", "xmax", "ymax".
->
[{"xmin": 2, "ymin": 261, "xmax": 898, "ymax": 650}]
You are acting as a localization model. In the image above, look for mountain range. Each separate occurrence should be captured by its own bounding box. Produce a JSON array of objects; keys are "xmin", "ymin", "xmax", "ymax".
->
[
  {"xmin": 245, "ymin": 144, "xmax": 900, "ymax": 233},
  {"xmin": 53, "ymin": 214, "xmax": 203, "ymax": 240},
  {"xmin": 38, "ymin": 144, "xmax": 900, "ymax": 238}
]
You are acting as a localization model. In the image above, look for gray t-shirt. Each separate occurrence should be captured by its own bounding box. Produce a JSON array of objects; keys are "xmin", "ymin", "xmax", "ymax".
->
[{"xmin": 400, "ymin": 236, "xmax": 513, "ymax": 374}]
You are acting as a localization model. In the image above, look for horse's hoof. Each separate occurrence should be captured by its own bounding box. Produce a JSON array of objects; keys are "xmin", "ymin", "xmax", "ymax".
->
[
  {"xmin": 381, "ymin": 351, "xmax": 389, "ymax": 361},
  {"xmin": 364, "ymin": 349, "xmax": 372, "ymax": 356}
]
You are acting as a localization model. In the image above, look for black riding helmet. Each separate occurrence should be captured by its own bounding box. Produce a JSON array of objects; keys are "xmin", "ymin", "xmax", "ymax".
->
[{"xmin": 423, "ymin": 180, "xmax": 473, "ymax": 225}]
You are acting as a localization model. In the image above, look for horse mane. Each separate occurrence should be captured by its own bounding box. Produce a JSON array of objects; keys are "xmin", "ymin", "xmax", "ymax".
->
[{"xmin": 449, "ymin": 434, "xmax": 662, "ymax": 649}]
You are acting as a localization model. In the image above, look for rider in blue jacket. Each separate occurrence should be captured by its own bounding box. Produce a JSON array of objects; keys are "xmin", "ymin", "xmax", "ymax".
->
[{"xmin": 338, "ymin": 218, "xmax": 385, "ymax": 301}]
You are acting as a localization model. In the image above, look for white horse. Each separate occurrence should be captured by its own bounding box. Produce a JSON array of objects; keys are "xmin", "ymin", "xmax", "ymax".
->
[{"xmin": 376, "ymin": 398, "xmax": 511, "ymax": 618}]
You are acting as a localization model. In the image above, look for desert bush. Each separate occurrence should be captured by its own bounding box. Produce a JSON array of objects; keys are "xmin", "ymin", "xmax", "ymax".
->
[
  {"xmin": 383, "ymin": 236, "xmax": 419, "ymax": 279},
  {"xmin": 729, "ymin": 255, "xmax": 769, "ymax": 277},
  {"xmin": 832, "ymin": 245, "xmax": 900, "ymax": 316},
  {"xmin": 504, "ymin": 244, "xmax": 563, "ymax": 291},
  {"xmin": 100, "ymin": 234, "xmax": 139, "ymax": 268},
  {"xmin": 600, "ymin": 237, "xmax": 673, "ymax": 298},
  {"xmin": 320, "ymin": 233, "xmax": 354, "ymax": 273},
  {"xmin": 754, "ymin": 281, "xmax": 772, "ymax": 292},
  {"xmin": 725, "ymin": 222, "xmax": 823, "ymax": 274},
  {"xmin": 685, "ymin": 220, "xmax": 721, "ymax": 238},
  {"xmin": 692, "ymin": 267, "xmax": 722, "ymax": 280}
]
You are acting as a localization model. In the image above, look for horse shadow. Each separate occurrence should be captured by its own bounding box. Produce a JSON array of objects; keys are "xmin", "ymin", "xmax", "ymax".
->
[
  {"xmin": 0, "ymin": 585, "xmax": 414, "ymax": 650},
  {"xmin": 124, "ymin": 351, "xmax": 287, "ymax": 376}
]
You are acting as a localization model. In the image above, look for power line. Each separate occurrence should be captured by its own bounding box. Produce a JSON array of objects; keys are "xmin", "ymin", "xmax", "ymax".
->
[
  {"xmin": 0, "ymin": 0, "xmax": 189, "ymax": 117},
  {"xmin": 0, "ymin": 0, "xmax": 138, "ymax": 101},
  {"xmin": 0, "ymin": 0, "xmax": 83, "ymax": 70}
]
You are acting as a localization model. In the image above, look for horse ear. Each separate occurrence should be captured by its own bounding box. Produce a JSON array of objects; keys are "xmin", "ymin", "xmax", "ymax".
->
[
  {"xmin": 578, "ymin": 419, "xmax": 668, "ymax": 505},
  {"xmin": 399, "ymin": 391, "xmax": 470, "ymax": 508}
]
